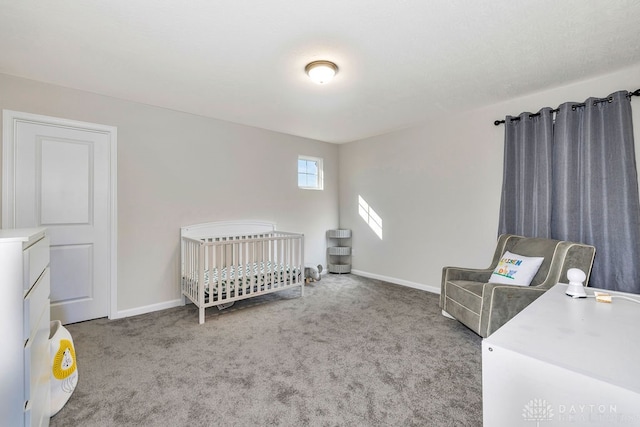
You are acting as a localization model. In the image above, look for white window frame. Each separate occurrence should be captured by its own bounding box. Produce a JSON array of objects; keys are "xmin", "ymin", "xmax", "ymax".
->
[{"xmin": 298, "ymin": 155, "xmax": 324, "ymax": 190}]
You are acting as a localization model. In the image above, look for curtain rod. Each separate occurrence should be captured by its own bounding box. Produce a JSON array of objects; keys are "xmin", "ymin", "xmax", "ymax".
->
[{"xmin": 493, "ymin": 88, "xmax": 640, "ymax": 126}]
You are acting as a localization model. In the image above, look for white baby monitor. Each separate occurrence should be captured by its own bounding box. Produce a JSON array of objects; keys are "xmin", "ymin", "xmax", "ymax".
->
[{"xmin": 565, "ymin": 268, "xmax": 587, "ymax": 298}]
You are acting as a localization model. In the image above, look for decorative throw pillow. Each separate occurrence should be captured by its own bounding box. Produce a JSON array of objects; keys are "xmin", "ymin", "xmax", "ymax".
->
[{"xmin": 489, "ymin": 251, "xmax": 544, "ymax": 286}]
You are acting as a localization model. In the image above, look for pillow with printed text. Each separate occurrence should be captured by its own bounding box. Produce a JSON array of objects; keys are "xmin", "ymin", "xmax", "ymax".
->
[{"xmin": 488, "ymin": 251, "xmax": 544, "ymax": 286}]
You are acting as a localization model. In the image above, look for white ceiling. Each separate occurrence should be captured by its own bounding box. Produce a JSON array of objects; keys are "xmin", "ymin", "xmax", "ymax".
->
[{"xmin": 1, "ymin": 1, "xmax": 640, "ymax": 143}]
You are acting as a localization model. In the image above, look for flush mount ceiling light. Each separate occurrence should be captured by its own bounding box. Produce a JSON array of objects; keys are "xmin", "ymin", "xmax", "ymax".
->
[{"xmin": 305, "ymin": 60, "xmax": 338, "ymax": 84}]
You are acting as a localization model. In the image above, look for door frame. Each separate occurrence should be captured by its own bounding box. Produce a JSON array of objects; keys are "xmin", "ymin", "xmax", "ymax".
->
[{"xmin": 2, "ymin": 109, "xmax": 118, "ymax": 320}]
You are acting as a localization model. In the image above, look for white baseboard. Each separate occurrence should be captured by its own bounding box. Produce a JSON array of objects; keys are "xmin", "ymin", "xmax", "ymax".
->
[
  {"xmin": 111, "ymin": 298, "xmax": 184, "ymax": 320},
  {"xmin": 110, "ymin": 270, "xmax": 438, "ymax": 320},
  {"xmin": 350, "ymin": 269, "xmax": 440, "ymax": 294}
]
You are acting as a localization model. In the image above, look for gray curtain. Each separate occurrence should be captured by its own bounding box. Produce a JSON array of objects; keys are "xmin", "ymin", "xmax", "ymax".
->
[
  {"xmin": 498, "ymin": 108, "xmax": 554, "ymax": 238},
  {"xmin": 552, "ymin": 91, "xmax": 640, "ymax": 292}
]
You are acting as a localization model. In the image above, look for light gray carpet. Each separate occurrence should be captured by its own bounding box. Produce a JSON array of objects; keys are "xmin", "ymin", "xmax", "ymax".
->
[{"xmin": 50, "ymin": 274, "xmax": 482, "ymax": 426}]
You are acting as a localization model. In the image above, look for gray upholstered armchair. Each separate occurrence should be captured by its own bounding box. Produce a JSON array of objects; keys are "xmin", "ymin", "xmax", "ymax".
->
[{"xmin": 440, "ymin": 234, "xmax": 595, "ymax": 338}]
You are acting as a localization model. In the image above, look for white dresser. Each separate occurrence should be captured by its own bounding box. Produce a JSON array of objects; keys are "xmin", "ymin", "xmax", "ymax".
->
[
  {"xmin": 483, "ymin": 283, "xmax": 640, "ymax": 426},
  {"xmin": 1, "ymin": 228, "xmax": 51, "ymax": 427}
]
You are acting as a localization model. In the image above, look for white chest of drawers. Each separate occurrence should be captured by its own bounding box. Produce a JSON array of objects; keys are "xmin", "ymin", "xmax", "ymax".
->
[
  {"xmin": 482, "ymin": 283, "xmax": 640, "ymax": 426},
  {"xmin": 1, "ymin": 228, "xmax": 51, "ymax": 427}
]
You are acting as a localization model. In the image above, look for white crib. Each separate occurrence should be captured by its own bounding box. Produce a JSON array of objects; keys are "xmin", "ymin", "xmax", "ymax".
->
[{"xmin": 181, "ymin": 221, "xmax": 304, "ymax": 324}]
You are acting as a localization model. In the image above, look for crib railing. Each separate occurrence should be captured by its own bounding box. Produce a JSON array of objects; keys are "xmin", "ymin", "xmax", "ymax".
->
[{"xmin": 181, "ymin": 231, "xmax": 304, "ymax": 323}]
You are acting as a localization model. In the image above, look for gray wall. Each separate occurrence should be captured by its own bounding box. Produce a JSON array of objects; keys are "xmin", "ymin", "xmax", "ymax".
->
[
  {"xmin": 0, "ymin": 73, "xmax": 339, "ymax": 315},
  {"xmin": 339, "ymin": 63, "xmax": 640, "ymax": 291}
]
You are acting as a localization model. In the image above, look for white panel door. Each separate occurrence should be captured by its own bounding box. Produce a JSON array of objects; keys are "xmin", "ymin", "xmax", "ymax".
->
[{"xmin": 3, "ymin": 111, "xmax": 117, "ymax": 324}]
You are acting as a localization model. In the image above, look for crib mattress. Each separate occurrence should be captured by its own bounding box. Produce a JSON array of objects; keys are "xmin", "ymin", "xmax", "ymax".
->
[{"xmin": 204, "ymin": 261, "xmax": 300, "ymax": 297}]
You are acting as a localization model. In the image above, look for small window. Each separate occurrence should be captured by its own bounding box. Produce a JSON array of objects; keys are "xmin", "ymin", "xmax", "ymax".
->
[{"xmin": 298, "ymin": 156, "xmax": 323, "ymax": 190}]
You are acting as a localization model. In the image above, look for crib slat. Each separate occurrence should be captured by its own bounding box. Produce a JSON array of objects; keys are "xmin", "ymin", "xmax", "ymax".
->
[
  {"xmin": 286, "ymin": 237, "xmax": 291, "ymax": 286},
  {"xmin": 198, "ymin": 241, "xmax": 205, "ymax": 324},
  {"xmin": 280, "ymin": 237, "xmax": 284, "ymax": 288},
  {"xmin": 241, "ymin": 239, "xmax": 248, "ymax": 296},
  {"xmin": 267, "ymin": 238, "xmax": 271, "ymax": 284},
  {"xmin": 278, "ymin": 236, "xmax": 284, "ymax": 288},
  {"xmin": 233, "ymin": 239, "xmax": 238, "ymax": 298},
  {"xmin": 261, "ymin": 238, "xmax": 267, "ymax": 291},
  {"xmin": 217, "ymin": 241, "xmax": 224, "ymax": 302},
  {"xmin": 250, "ymin": 237, "xmax": 255, "ymax": 292},
  {"xmin": 240, "ymin": 239, "xmax": 245, "ymax": 296}
]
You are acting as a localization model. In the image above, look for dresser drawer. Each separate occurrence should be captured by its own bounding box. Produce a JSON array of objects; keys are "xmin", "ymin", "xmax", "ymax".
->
[
  {"xmin": 23, "ymin": 303, "xmax": 51, "ymax": 427},
  {"xmin": 23, "ymin": 236, "xmax": 50, "ymax": 293},
  {"xmin": 23, "ymin": 268, "xmax": 50, "ymax": 342}
]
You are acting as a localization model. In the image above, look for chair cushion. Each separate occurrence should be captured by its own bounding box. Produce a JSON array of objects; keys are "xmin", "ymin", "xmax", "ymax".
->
[{"xmin": 488, "ymin": 251, "xmax": 544, "ymax": 286}]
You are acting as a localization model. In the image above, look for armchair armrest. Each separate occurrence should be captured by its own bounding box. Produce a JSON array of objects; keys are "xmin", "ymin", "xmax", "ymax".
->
[
  {"xmin": 528, "ymin": 240, "xmax": 595, "ymax": 289},
  {"xmin": 442, "ymin": 266, "xmax": 494, "ymax": 283},
  {"xmin": 440, "ymin": 266, "xmax": 494, "ymax": 309},
  {"xmin": 480, "ymin": 284, "xmax": 547, "ymax": 336}
]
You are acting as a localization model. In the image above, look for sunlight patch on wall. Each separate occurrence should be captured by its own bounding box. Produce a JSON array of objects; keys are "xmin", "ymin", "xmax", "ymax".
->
[{"xmin": 358, "ymin": 195, "xmax": 383, "ymax": 239}]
